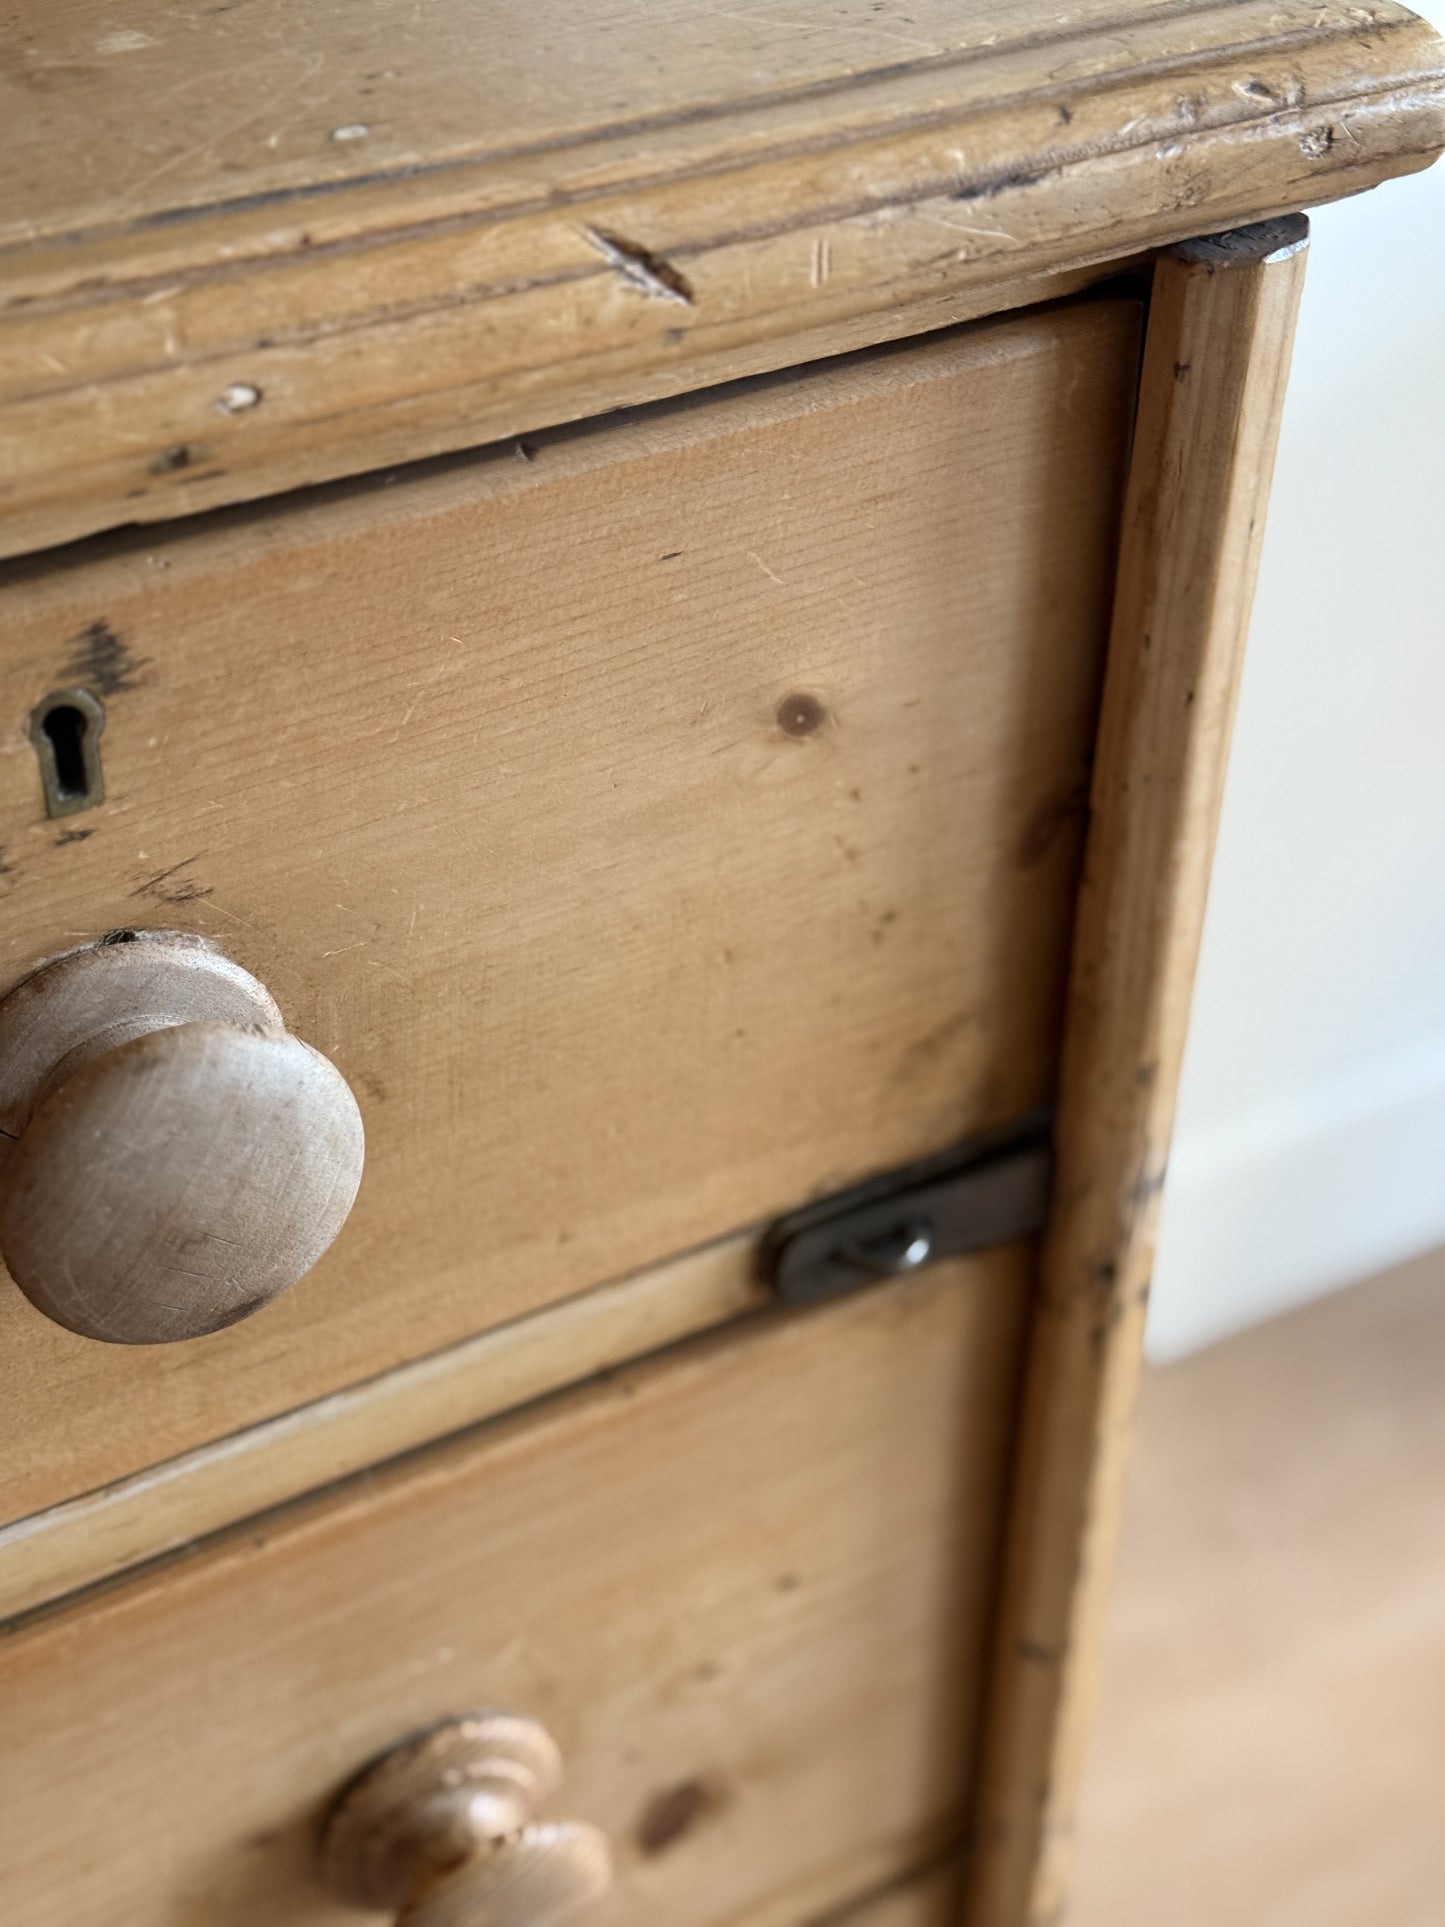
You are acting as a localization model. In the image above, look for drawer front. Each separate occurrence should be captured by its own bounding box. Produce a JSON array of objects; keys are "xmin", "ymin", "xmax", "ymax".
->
[
  {"xmin": 0, "ymin": 1252, "xmax": 1028, "ymax": 1926},
  {"xmin": 0, "ymin": 299, "xmax": 1136, "ymax": 1519}
]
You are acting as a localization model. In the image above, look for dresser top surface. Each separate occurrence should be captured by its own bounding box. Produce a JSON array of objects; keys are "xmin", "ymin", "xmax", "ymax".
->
[
  {"xmin": 1, "ymin": 0, "xmax": 1440, "ymax": 246},
  {"xmin": 1, "ymin": 0, "xmax": 1442, "ymax": 554}
]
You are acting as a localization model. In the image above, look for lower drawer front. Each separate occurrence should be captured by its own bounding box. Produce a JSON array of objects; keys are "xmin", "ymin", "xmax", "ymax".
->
[{"xmin": 0, "ymin": 1252, "xmax": 1028, "ymax": 1926}]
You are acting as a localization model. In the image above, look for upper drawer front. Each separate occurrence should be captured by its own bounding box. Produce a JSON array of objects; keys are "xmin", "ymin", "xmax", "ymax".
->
[
  {"xmin": 0, "ymin": 300, "xmax": 1137, "ymax": 1520},
  {"xmin": 0, "ymin": 1253, "xmax": 1029, "ymax": 1927}
]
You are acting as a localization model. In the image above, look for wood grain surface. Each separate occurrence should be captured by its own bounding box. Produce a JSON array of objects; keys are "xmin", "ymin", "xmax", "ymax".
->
[
  {"xmin": 0, "ymin": 1250, "xmax": 1032, "ymax": 1927},
  {"xmin": 0, "ymin": 301, "xmax": 1135, "ymax": 1527},
  {"xmin": 1, "ymin": 0, "xmax": 1440, "ymax": 553},
  {"xmin": 966, "ymin": 218, "xmax": 1311, "ymax": 1926}
]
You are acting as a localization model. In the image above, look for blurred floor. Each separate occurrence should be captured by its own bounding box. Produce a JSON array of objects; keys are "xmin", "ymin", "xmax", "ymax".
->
[{"xmin": 1065, "ymin": 1246, "xmax": 1445, "ymax": 1927}]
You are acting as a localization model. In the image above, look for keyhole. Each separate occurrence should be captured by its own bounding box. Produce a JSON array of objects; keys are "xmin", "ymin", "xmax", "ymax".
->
[
  {"xmin": 44, "ymin": 706, "xmax": 91, "ymax": 796},
  {"xmin": 30, "ymin": 688, "xmax": 106, "ymax": 818}
]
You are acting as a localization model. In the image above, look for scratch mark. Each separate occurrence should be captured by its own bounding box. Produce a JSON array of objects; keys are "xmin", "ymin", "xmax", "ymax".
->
[
  {"xmin": 919, "ymin": 208, "xmax": 1013, "ymax": 244},
  {"xmin": 810, "ymin": 235, "xmax": 832, "ymax": 287},
  {"xmin": 131, "ymin": 853, "xmax": 211, "ymax": 905},
  {"xmin": 584, "ymin": 227, "xmax": 694, "ymax": 305},
  {"xmin": 113, "ymin": 46, "xmax": 328, "ymax": 215},
  {"xmin": 747, "ymin": 550, "xmax": 783, "ymax": 585},
  {"xmin": 203, "ymin": 900, "xmax": 258, "ymax": 931}
]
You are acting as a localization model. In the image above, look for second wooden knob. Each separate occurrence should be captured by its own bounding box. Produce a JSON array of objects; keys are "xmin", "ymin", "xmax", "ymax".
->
[{"xmin": 321, "ymin": 1712, "xmax": 613, "ymax": 1925}]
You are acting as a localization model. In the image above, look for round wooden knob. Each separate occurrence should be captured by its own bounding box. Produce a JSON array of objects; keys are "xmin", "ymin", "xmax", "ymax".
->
[
  {"xmin": 0, "ymin": 932, "xmax": 364, "ymax": 1344},
  {"xmin": 321, "ymin": 1713, "xmax": 612, "ymax": 1926}
]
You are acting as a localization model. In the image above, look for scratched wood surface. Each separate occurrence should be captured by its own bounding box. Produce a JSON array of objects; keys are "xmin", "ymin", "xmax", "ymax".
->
[
  {"xmin": 0, "ymin": 300, "xmax": 1137, "ymax": 1528},
  {"xmin": 0, "ymin": 1251, "xmax": 1031, "ymax": 1927},
  {"xmin": 1, "ymin": 0, "xmax": 1440, "ymax": 553}
]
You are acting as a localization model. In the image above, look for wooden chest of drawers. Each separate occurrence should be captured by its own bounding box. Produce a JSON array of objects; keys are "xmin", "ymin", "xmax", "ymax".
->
[{"xmin": 1, "ymin": 2, "xmax": 1441, "ymax": 1922}]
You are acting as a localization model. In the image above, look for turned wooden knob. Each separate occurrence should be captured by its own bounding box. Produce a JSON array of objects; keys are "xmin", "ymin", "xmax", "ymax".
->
[
  {"xmin": 321, "ymin": 1713, "xmax": 613, "ymax": 1925},
  {"xmin": 0, "ymin": 932, "xmax": 364, "ymax": 1344}
]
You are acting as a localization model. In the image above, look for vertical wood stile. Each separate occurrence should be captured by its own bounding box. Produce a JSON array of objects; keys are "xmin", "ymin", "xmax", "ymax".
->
[{"xmin": 965, "ymin": 214, "xmax": 1311, "ymax": 1927}]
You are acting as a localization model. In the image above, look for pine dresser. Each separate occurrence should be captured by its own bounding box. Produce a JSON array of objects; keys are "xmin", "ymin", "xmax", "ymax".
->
[{"xmin": 1, "ymin": 4, "xmax": 1442, "ymax": 1923}]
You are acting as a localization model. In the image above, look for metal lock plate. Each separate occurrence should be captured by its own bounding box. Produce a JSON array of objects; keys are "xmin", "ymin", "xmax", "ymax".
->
[{"xmin": 763, "ymin": 1113, "xmax": 1053, "ymax": 1306}]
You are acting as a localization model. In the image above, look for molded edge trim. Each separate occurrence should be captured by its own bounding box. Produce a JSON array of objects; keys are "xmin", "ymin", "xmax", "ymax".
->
[{"xmin": 0, "ymin": 0, "xmax": 1439, "ymax": 554}]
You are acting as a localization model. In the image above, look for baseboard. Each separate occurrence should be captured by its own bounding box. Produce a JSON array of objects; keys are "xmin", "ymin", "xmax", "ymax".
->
[{"xmin": 1147, "ymin": 1033, "xmax": 1445, "ymax": 1361}]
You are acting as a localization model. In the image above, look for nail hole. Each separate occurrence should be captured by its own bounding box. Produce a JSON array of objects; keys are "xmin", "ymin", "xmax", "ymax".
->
[
  {"xmin": 218, "ymin": 382, "xmax": 262, "ymax": 414},
  {"xmin": 30, "ymin": 688, "xmax": 106, "ymax": 818}
]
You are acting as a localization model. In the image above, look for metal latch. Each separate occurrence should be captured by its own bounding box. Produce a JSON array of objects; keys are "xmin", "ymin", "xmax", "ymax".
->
[{"xmin": 763, "ymin": 1113, "xmax": 1053, "ymax": 1306}]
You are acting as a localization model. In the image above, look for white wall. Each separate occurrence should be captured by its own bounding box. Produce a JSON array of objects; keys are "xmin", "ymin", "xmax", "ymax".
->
[{"xmin": 1147, "ymin": 158, "xmax": 1445, "ymax": 1361}]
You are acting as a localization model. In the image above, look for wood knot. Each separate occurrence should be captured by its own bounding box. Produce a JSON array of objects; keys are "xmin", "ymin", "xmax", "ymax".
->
[
  {"xmin": 776, "ymin": 692, "xmax": 827, "ymax": 738},
  {"xmin": 635, "ymin": 1778, "xmax": 722, "ymax": 1855}
]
